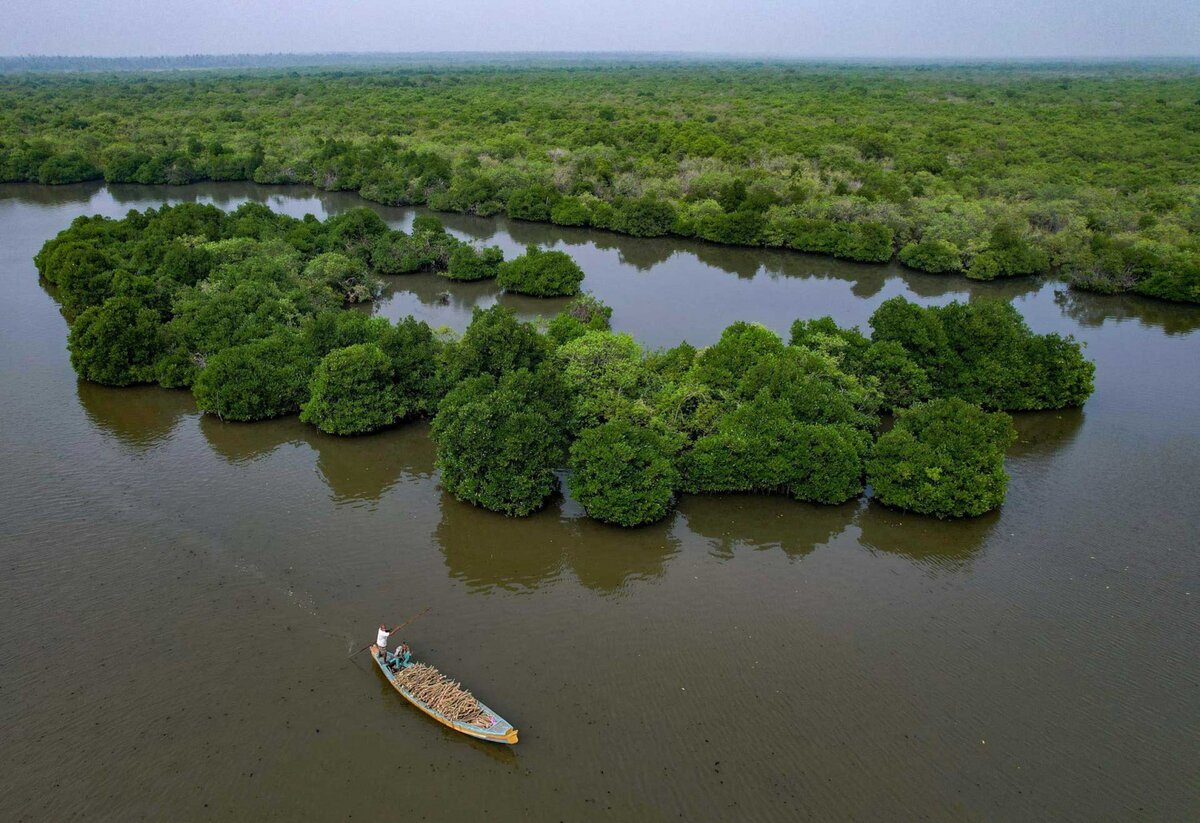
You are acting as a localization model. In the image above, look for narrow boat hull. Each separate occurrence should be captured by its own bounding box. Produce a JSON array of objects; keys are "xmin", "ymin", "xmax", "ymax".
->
[{"xmin": 370, "ymin": 645, "xmax": 518, "ymax": 745}]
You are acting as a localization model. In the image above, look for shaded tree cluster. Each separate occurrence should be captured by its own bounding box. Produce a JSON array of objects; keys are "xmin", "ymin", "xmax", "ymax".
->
[
  {"xmin": 867, "ymin": 399, "xmax": 1017, "ymax": 518},
  {"xmin": 496, "ymin": 245, "xmax": 585, "ymax": 297},
  {"xmin": 45, "ymin": 203, "xmax": 1097, "ymax": 524},
  {"xmin": 431, "ymin": 294, "xmax": 1093, "ymax": 525},
  {"xmin": 42, "ymin": 204, "xmax": 445, "ymax": 426}
]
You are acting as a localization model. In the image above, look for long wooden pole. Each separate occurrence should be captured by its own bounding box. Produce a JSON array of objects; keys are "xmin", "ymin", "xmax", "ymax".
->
[{"xmin": 347, "ymin": 607, "xmax": 430, "ymax": 659}]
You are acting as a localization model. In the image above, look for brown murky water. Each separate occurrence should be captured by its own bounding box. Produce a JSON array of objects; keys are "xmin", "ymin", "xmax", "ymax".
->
[{"xmin": 1, "ymin": 182, "xmax": 1197, "ymax": 821}]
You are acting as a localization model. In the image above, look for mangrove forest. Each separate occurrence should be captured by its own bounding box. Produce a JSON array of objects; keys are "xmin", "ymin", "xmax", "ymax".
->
[
  {"xmin": 3, "ymin": 62, "xmax": 1199, "ymax": 303},
  {"xmin": 39, "ymin": 202, "xmax": 1095, "ymax": 522}
]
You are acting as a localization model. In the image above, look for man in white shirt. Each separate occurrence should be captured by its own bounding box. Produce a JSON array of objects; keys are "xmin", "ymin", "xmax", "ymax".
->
[{"xmin": 376, "ymin": 624, "xmax": 392, "ymax": 657}]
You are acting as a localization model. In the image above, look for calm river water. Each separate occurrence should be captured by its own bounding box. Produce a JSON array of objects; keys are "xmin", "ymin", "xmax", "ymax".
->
[{"xmin": 1, "ymin": 182, "xmax": 1197, "ymax": 821}]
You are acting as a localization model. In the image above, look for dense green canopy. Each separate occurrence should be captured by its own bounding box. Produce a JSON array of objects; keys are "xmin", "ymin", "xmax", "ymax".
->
[
  {"xmin": 869, "ymin": 297, "xmax": 1095, "ymax": 410},
  {"xmin": 568, "ymin": 419, "xmax": 679, "ymax": 527},
  {"xmin": 41, "ymin": 204, "xmax": 453, "ymax": 422},
  {"xmin": 41, "ymin": 203, "xmax": 1098, "ymax": 523},
  {"xmin": 431, "ymin": 366, "xmax": 571, "ymax": 516},
  {"xmin": 867, "ymin": 398, "xmax": 1018, "ymax": 518},
  {"xmin": 446, "ymin": 244, "xmax": 504, "ymax": 281},
  {"xmin": 192, "ymin": 333, "xmax": 309, "ymax": 421},
  {"xmin": 6, "ymin": 63, "xmax": 1199, "ymax": 302},
  {"xmin": 67, "ymin": 295, "xmax": 163, "ymax": 386},
  {"xmin": 301, "ymin": 343, "xmax": 401, "ymax": 435},
  {"xmin": 496, "ymin": 245, "xmax": 585, "ymax": 297}
]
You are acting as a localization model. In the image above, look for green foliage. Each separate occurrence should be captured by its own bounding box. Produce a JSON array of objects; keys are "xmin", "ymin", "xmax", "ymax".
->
[
  {"xmin": 431, "ymin": 367, "xmax": 570, "ymax": 516},
  {"xmin": 507, "ymin": 185, "xmax": 560, "ymax": 222},
  {"xmin": 550, "ymin": 196, "xmax": 591, "ymax": 227},
  {"xmin": 735, "ymin": 346, "xmax": 880, "ymax": 431},
  {"xmin": 379, "ymin": 316, "xmax": 443, "ymax": 418},
  {"xmin": 39, "ymin": 201, "xmax": 1103, "ymax": 525},
  {"xmin": 862, "ymin": 341, "xmax": 933, "ymax": 410},
  {"xmin": 899, "ymin": 239, "xmax": 962, "ymax": 273},
  {"xmin": 300, "ymin": 309, "xmax": 390, "ymax": 359},
  {"xmin": 546, "ymin": 293, "xmax": 613, "ymax": 346},
  {"xmin": 67, "ymin": 296, "xmax": 163, "ymax": 386},
  {"xmin": 644, "ymin": 341, "xmax": 697, "ymax": 382},
  {"xmin": 615, "ymin": 197, "xmax": 676, "ymax": 238},
  {"xmin": 36, "ymin": 238, "xmax": 120, "ymax": 312},
  {"xmin": 866, "ymin": 398, "xmax": 1017, "ymax": 518},
  {"xmin": 160, "ymin": 278, "xmax": 311, "ymax": 387},
  {"xmin": 40, "ymin": 204, "xmax": 449, "ymax": 435},
  {"xmin": 193, "ymin": 333, "xmax": 310, "ymax": 421},
  {"xmin": 368, "ymin": 219, "xmax": 459, "ymax": 274},
  {"xmin": 321, "ymin": 207, "xmax": 389, "ymax": 258},
  {"xmin": 411, "ymin": 215, "xmax": 446, "ymax": 236},
  {"xmin": 370, "ymin": 231, "xmax": 425, "ymax": 274},
  {"xmin": 691, "ymin": 322, "xmax": 786, "ymax": 394},
  {"xmin": 667, "ymin": 320, "xmax": 880, "ymax": 504},
  {"xmin": 445, "ymin": 244, "xmax": 503, "ymax": 281},
  {"xmin": 1066, "ymin": 236, "xmax": 1200, "ymax": 303},
  {"xmin": 965, "ymin": 251, "xmax": 1003, "ymax": 280},
  {"xmin": 556, "ymin": 331, "xmax": 648, "ymax": 431},
  {"xmin": 681, "ymin": 395, "xmax": 869, "ymax": 504},
  {"xmin": 440, "ymin": 305, "xmax": 551, "ymax": 384},
  {"xmin": 300, "ymin": 343, "xmax": 398, "ymax": 435},
  {"xmin": 568, "ymin": 419, "xmax": 679, "ymax": 526},
  {"xmin": 652, "ymin": 379, "xmax": 724, "ymax": 441},
  {"xmin": 788, "ymin": 316, "xmax": 872, "ymax": 371},
  {"xmin": 12, "ymin": 63, "xmax": 1199, "ymax": 300},
  {"xmin": 870, "ymin": 297, "xmax": 1095, "ymax": 410},
  {"xmin": 1134, "ymin": 249, "xmax": 1200, "ymax": 303},
  {"xmin": 971, "ymin": 221, "xmax": 1050, "ymax": 280},
  {"xmin": 496, "ymin": 245, "xmax": 585, "ymax": 297},
  {"xmin": 303, "ymin": 252, "xmax": 382, "ymax": 303},
  {"xmin": 36, "ymin": 151, "xmax": 101, "ymax": 184},
  {"xmin": 156, "ymin": 243, "xmax": 215, "ymax": 287},
  {"xmin": 770, "ymin": 216, "xmax": 894, "ymax": 262}
]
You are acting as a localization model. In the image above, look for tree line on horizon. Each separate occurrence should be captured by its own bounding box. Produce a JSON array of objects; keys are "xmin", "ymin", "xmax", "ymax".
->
[{"xmin": 2, "ymin": 63, "xmax": 1198, "ymax": 303}]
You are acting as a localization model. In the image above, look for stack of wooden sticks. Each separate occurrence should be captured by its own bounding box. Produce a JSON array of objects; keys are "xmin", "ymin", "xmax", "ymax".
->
[{"xmin": 392, "ymin": 663, "xmax": 493, "ymax": 727}]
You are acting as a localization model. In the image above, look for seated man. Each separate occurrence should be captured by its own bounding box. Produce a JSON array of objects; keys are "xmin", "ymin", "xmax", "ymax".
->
[{"xmin": 387, "ymin": 642, "xmax": 411, "ymax": 671}]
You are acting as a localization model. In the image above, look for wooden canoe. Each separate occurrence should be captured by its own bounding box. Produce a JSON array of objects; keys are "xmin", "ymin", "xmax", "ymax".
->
[{"xmin": 370, "ymin": 645, "xmax": 519, "ymax": 745}]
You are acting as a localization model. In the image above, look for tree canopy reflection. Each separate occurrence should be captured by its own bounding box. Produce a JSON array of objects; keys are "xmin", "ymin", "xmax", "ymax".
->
[
  {"xmin": 855, "ymin": 505, "xmax": 1000, "ymax": 570},
  {"xmin": 76, "ymin": 381, "xmax": 193, "ymax": 451},
  {"xmin": 437, "ymin": 492, "xmax": 678, "ymax": 595},
  {"xmin": 198, "ymin": 415, "xmax": 434, "ymax": 504},
  {"xmin": 678, "ymin": 495, "xmax": 857, "ymax": 561}
]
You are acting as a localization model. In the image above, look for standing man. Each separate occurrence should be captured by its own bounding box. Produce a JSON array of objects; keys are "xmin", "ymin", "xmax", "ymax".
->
[{"xmin": 376, "ymin": 623, "xmax": 392, "ymax": 658}]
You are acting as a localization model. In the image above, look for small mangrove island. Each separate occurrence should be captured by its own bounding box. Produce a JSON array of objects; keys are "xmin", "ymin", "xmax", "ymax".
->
[{"xmin": 38, "ymin": 202, "xmax": 1094, "ymax": 523}]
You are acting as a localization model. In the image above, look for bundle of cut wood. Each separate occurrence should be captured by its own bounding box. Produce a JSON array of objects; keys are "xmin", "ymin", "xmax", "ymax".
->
[{"xmin": 393, "ymin": 663, "xmax": 493, "ymax": 727}]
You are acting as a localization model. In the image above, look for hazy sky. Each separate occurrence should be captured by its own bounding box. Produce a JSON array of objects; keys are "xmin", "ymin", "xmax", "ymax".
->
[{"xmin": 4, "ymin": 0, "xmax": 1199, "ymax": 58}]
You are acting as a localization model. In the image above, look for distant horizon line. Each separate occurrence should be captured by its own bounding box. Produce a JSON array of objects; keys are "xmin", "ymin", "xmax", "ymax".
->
[{"xmin": 2, "ymin": 50, "xmax": 1198, "ymax": 61}]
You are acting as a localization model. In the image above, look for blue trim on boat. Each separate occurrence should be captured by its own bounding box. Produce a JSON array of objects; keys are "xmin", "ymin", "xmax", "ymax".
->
[{"xmin": 371, "ymin": 645, "xmax": 518, "ymax": 744}]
